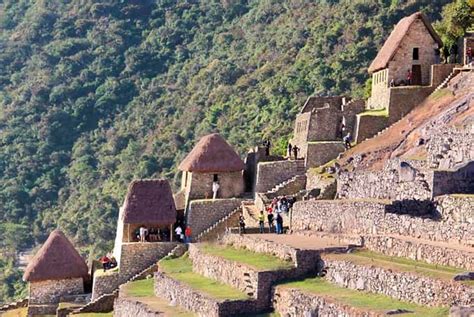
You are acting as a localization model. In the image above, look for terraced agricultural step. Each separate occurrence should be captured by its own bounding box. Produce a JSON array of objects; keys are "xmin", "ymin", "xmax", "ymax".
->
[
  {"xmin": 155, "ymin": 255, "xmax": 263, "ymax": 317},
  {"xmin": 321, "ymin": 250, "xmax": 473, "ymax": 307},
  {"xmin": 274, "ymin": 278, "xmax": 450, "ymax": 317}
]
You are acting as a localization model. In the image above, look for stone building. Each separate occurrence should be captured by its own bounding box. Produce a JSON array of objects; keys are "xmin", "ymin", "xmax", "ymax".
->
[
  {"xmin": 178, "ymin": 133, "xmax": 245, "ymax": 203},
  {"xmin": 113, "ymin": 179, "xmax": 177, "ymax": 266},
  {"xmin": 367, "ymin": 12, "xmax": 443, "ymax": 109},
  {"xmin": 290, "ymin": 96, "xmax": 365, "ymax": 168},
  {"xmin": 23, "ymin": 230, "xmax": 89, "ymax": 315}
]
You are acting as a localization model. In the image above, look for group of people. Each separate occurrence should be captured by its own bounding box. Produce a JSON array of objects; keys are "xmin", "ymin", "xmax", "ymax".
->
[
  {"xmin": 99, "ymin": 254, "xmax": 117, "ymax": 272},
  {"xmin": 174, "ymin": 225, "xmax": 192, "ymax": 243},
  {"xmin": 287, "ymin": 143, "xmax": 299, "ymax": 160},
  {"xmin": 136, "ymin": 226, "xmax": 169, "ymax": 242}
]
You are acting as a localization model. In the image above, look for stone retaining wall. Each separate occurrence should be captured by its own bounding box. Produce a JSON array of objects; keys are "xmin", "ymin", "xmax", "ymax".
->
[
  {"xmin": 154, "ymin": 271, "xmax": 260, "ymax": 317},
  {"xmin": 323, "ymin": 259, "xmax": 473, "ymax": 306},
  {"xmin": 29, "ymin": 277, "xmax": 83, "ymax": 304},
  {"xmin": 255, "ymin": 160, "xmax": 301, "ymax": 193},
  {"xmin": 114, "ymin": 297, "xmax": 163, "ymax": 317},
  {"xmin": 435, "ymin": 194, "xmax": 474, "ymax": 224},
  {"xmin": 187, "ymin": 198, "xmax": 244, "ymax": 239},
  {"xmin": 291, "ymin": 200, "xmax": 472, "ymax": 245},
  {"xmin": 355, "ymin": 114, "xmax": 389, "ymax": 143},
  {"xmin": 306, "ymin": 142, "xmax": 345, "ymax": 168},
  {"xmin": 92, "ymin": 272, "xmax": 122, "ymax": 300},
  {"xmin": 274, "ymin": 286, "xmax": 383, "ymax": 317}
]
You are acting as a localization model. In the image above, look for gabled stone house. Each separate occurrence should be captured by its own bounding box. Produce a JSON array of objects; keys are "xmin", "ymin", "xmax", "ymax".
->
[
  {"xmin": 367, "ymin": 12, "xmax": 443, "ymax": 110},
  {"xmin": 178, "ymin": 133, "xmax": 245, "ymax": 203},
  {"xmin": 23, "ymin": 230, "xmax": 89, "ymax": 315},
  {"xmin": 290, "ymin": 96, "xmax": 365, "ymax": 168}
]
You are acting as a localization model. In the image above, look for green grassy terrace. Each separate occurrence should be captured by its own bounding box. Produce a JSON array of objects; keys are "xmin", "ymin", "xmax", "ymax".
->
[
  {"xmin": 281, "ymin": 278, "xmax": 449, "ymax": 317},
  {"xmin": 327, "ymin": 249, "xmax": 472, "ymax": 285},
  {"xmin": 159, "ymin": 255, "xmax": 250, "ymax": 300},
  {"xmin": 199, "ymin": 243, "xmax": 294, "ymax": 271},
  {"xmin": 358, "ymin": 108, "xmax": 389, "ymax": 117}
]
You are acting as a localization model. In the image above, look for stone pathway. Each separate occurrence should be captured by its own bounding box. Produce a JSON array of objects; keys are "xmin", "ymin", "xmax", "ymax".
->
[{"xmin": 245, "ymin": 233, "xmax": 353, "ymax": 251}]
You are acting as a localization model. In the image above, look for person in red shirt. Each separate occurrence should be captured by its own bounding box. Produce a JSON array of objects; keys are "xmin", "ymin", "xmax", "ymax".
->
[
  {"xmin": 406, "ymin": 69, "xmax": 413, "ymax": 85},
  {"xmin": 99, "ymin": 255, "xmax": 110, "ymax": 272},
  {"xmin": 184, "ymin": 226, "xmax": 192, "ymax": 243}
]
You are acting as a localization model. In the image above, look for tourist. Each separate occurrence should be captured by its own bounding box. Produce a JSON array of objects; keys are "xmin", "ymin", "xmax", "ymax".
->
[
  {"xmin": 99, "ymin": 255, "xmax": 110, "ymax": 272},
  {"xmin": 109, "ymin": 256, "xmax": 117, "ymax": 269},
  {"xmin": 175, "ymin": 225, "xmax": 184, "ymax": 242},
  {"xmin": 212, "ymin": 180, "xmax": 220, "ymax": 200},
  {"xmin": 343, "ymin": 132, "xmax": 352, "ymax": 150},
  {"xmin": 264, "ymin": 139, "xmax": 271, "ymax": 156},
  {"xmin": 434, "ymin": 48, "xmax": 441, "ymax": 64},
  {"xmin": 258, "ymin": 210, "xmax": 265, "ymax": 233},
  {"xmin": 276, "ymin": 213, "xmax": 283, "ymax": 234},
  {"xmin": 389, "ymin": 78, "xmax": 395, "ymax": 87},
  {"xmin": 406, "ymin": 69, "xmax": 412, "ymax": 85},
  {"xmin": 267, "ymin": 206, "xmax": 274, "ymax": 232},
  {"xmin": 239, "ymin": 213, "xmax": 246, "ymax": 234},
  {"xmin": 288, "ymin": 143, "xmax": 292, "ymax": 158},
  {"xmin": 184, "ymin": 226, "xmax": 192, "ymax": 243},
  {"xmin": 280, "ymin": 196, "xmax": 289, "ymax": 213},
  {"xmin": 442, "ymin": 46, "xmax": 450, "ymax": 64},
  {"xmin": 288, "ymin": 196, "xmax": 296, "ymax": 212},
  {"xmin": 292, "ymin": 145, "xmax": 299, "ymax": 160},
  {"xmin": 139, "ymin": 225, "xmax": 148, "ymax": 242},
  {"xmin": 149, "ymin": 228, "xmax": 159, "ymax": 242}
]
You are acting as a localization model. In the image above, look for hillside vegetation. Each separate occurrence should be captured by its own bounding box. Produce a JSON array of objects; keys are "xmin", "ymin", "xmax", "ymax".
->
[{"xmin": 0, "ymin": 0, "xmax": 453, "ymax": 303}]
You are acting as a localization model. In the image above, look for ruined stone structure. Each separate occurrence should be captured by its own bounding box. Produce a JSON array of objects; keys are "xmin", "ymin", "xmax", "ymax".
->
[
  {"xmin": 178, "ymin": 133, "xmax": 245, "ymax": 205},
  {"xmin": 290, "ymin": 96, "xmax": 365, "ymax": 168},
  {"xmin": 23, "ymin": 230, "xmax": 89, "ymax": 315}
]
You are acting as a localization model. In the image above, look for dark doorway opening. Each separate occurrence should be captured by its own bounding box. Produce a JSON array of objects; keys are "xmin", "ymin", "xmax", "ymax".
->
[
  {"xmin": 411, "ymin": 65, "xmax": 422, "ymax": 85},
  {"xmin": 213, "ymin": 174, "xmax": 218, "ymax": 182}
]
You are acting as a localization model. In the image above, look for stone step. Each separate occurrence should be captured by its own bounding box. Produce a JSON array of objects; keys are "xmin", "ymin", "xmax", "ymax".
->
[
  {"xmin": 321, "ymin": 250, "xmax": 473, "ymax": 307},
  {"xmin": 274, "ymin": 278, "xmax": 451, "ymax": 317}
]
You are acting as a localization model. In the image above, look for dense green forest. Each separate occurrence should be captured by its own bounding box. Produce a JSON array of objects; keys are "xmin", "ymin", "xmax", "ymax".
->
[{"xmin": 0, "ymin": 0, "xmax": 465, "ymax": 303}]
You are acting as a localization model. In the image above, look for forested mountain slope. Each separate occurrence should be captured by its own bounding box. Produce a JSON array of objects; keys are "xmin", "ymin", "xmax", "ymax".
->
[{"xmin": 0, "ymin": 0, "xmax": 450, "ymax": 302}]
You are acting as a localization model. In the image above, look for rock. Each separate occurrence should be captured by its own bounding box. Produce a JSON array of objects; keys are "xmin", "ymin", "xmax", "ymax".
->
[
  {"xmin": 386, "ymin": 309, "xmax": 414, "ymax": 315},
  {"xmin": 453, "ymin": 272, "xmax": 474, "ymax": 281},
  {"xmin": 449, "ymin": 306, "xmax": 474, "ymax": 317}
]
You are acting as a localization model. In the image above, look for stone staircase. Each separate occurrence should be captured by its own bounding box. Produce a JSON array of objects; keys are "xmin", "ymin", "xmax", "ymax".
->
[
  {"xmin": 268, "ymin": 174, "xmax": 307, "ymax": 195},
  {"xmin": 434, "ymin": 68, "xmax": 461, "ymax": 93},
  {"xmin": 195, "ymin": 205, "xmax": 243, "ymax": 242}
]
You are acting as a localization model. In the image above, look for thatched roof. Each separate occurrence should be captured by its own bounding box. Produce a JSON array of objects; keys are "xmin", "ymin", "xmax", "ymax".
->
[
  {"xmin": 178, "ymin": 133, "xmax": 245, "ymax": 173},
  {"xmin": 122, "ymin": 179, "xmax": 177, "ymax": 225},
  {"xmin": 368, "ymin": 12, "xmax": 442, "ymax": 74},
  {"xmin": 300, "ymin": 96, "xmax": 346, "ymax": 113},
  {"xmin": 23, "ymin": 230, "xmax": 88, "ymax": 282}
]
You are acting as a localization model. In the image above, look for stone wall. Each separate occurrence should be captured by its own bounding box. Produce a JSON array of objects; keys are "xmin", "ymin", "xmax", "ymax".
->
[
  {"xmin": 368, "ymin": 69, "xmax": 390, "ymax": 109},
  {"xmin": 255, "ymin": 160, "xmax": 302, "ymax": 192},
  {"xmin": 187, "ymin": 198, "xmax": 244, "ymax": 238},
  {"xmin": 291, "ymin": 199, "xmax": 472, "ymax": 245},
  {"xmin": 387, "ymin": 86, "xmax": 434, "ymax": 124},
  {"xmin": 362, "ymin": 234, "xmax": 474, "ymax": 271},
  {"xmin": 432, "ymin": 163, "xmax": 474, "ymax": 196},
  {"xmin": 114, "ymin": 297, "xmax": 163, "ymax": 317},
  {"xmin": 291, "ymin": 111, "xmax": 311, "ymax": 157},
  {"xmin": 427, "ymin": 127, "xmax": 474, "ymax": 171},
  {"xmin": 323, "ymin": 259, "xmax": 473, "ymax": 306},
  {"xmin": 29, "ymin": 277, "xmax": 83, "ymax": 304},
  {"xmin": 341, "ymin": 99, "xmax": 366, "ymax": 135},
  {"xmin": 431, "ymin": 63, "xmax": 457, "ymax": 87},
  {"xmin": 305, "ymin": 142, "xmax": 345, "ymax": 168},
  {"xmin": 435, "ymin": 194, "xmax": 474, "ymax": 224},
  {"xmin": 355, "ymin": 114, "xmax": 389, "ymax": 143},
  {"xmin": 307, "ymin": 107, "xmax": 342, "ymax": 142},
  {"xmin": 91, "ymin": 272, "xmax": 122, "ymax": 300},
  {"xmin": 154, "ymin": 271, "xmax": 261, "ymax": 317},
  {"xmin": 186, "ymin": 171, "xmax": 244, "ymax": 200},
  {"xmin": 274, "ymin": 286, "xmax": 384, "ymax": 317}
]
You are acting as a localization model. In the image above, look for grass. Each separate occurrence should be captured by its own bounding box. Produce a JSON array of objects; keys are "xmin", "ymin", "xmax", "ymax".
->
[
  {"xmin": 1, "ymin": 307, "xmax": 27, "ymax": 317},
  {"xmin": 326, "ymin": 250, "xmax": 473, "ymax": 286},
  {"xmin": 199, "ymin": 243, "xmax": 294, "ymax": 271},
  {"xmin": 358, "ymin": 108, "xmax": 389, "ymax": 117},
  {"xmin": 93, "ymin": 266, "xmax": 119, "ymax": 277},
  {"xmin": 123, "ymin": 278, "xmax": 194, "ymax": 316},
  {"xmin": 281, "ymin": 278, "xmax": 449, "ymax": 316},
  {"xmin": 159, "ymin": 255, "xmax": 250, "ymax": 300},
  {"xmin": 308, "ymin": 159, "xmax": 337, "ymax": 179}
]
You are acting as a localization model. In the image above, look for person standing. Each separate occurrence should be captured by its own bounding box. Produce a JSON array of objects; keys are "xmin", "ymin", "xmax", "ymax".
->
[
  {"xmin": 467, "ymin": 47, "xmax": 472, "ymax": 65},
  {"xmin": 258, "ymin": 211, "xmax": 265, "ymax": 233},
  {"xmin": 292, "ymin": 146, "xmax": 299, "ymax": 160},
  {"xmin": 238, "ymin": 213, "xmax": 246, "ymax": 234},
  {"xmin": 406, "ymin": 69, "xmax": 412, "ymax": 85},
  {"xmin": 267, "ymin": 206, "xmax": 274, "ymax": 233},
  {"xmin": 212, "ymin": 180, "xmax": 220, "ymax": 200},
  {"xmin": 139, "ymin": 226, "xmax": 148, "ymax": 242},
  {"xmin": 276, "ymin": 213, "xmax": 283, "ymax": 234},
  {"xmin": 264, "ymin": 140, "xmax": 271, "ymax": 156},
  {"xmin": 288, "ymin": 143, "xmax": 293, "ymax": 158},
  {"xmin": 343, "ymin": 132, "xmax": 352, "ymax": 150},
  {"xmin": 184, "ymin": 226, "xmax": 192, "ymax": 243},
  {"xmin": 175, "ymin": 225, "xmax": 183, "ymax": 242}
]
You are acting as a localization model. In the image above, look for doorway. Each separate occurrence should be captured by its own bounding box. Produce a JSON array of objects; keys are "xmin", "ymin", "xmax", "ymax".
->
[{"xmin": 411, "ymin": 65, "xmax": 422, "ymax": 85}]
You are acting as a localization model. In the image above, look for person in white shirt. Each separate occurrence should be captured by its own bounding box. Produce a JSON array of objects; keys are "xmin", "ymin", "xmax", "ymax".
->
[
  {"xmin": 139, "ymin": 226, "xmax": 148, "ymax": 242},
  {"xmin": 175, "ymin": 226, "xmax": 183, "ymax": 242},
  {"xmin": 212, "ymin": 181, "xmax": 220, "ymax": 200}
]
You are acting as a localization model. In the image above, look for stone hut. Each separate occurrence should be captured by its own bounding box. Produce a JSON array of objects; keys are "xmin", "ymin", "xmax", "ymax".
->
[
  {"xmin": 23, "ymin": 230, "xmax": 88, "ymax": 314},
  {"xmin": 178, "ymin": 133, "xmax": 245, "ymax": 202},
  {"xmin": 367, "ymin": 12, "xmax": 442, "ymax": 109},
  {"xmin": 290, "ymin": 96, "xmax": 365, "ymax": 168}
]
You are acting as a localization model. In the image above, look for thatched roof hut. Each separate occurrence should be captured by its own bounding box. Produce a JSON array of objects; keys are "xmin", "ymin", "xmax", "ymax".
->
[
  {"xmin": 368, "ymin": 12, "xmax": 442, "ymax": 74},
  {"xmin": 178, "ymin": 133, "xmax": 245, "ymax": 173},
  {"xmin": 23, "ymin": 230, "xmax": 88, "ymax": 282},
  {"xmin": 122, "ymin": 179, "xmax": 176, "ymax": 225}
]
